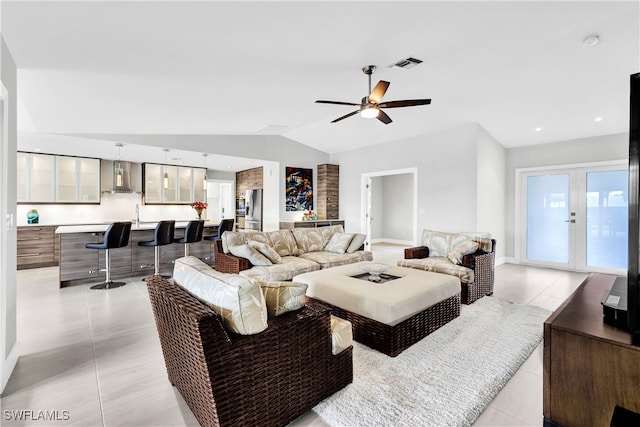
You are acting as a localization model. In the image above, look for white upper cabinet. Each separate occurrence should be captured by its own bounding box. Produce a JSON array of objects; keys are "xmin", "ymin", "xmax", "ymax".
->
[
  {"xmin": 143, "ymin": 163, "xmax": 206, "ymax": 204},
  {"xmin": 18, "ymin": 152, "xmax": 98, "ymax": 203}
]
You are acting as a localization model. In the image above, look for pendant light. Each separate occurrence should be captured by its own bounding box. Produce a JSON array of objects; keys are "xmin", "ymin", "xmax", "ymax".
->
[
  {"xmin": 202, "ymin": 153, "xmax": 208, "ymax": 191},
  {"xmin": 163, "ymin": 148, "xmax": 170, "ymax": 189},
  {"xmin": 115, "ymin": 143, "xmax": 124, "ymax": 188}
]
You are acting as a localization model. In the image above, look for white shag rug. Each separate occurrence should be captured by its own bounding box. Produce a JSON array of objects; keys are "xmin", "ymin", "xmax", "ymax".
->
[{"xmin": 313, "ymin": 296, "xmax": 551, "ymax": 427}]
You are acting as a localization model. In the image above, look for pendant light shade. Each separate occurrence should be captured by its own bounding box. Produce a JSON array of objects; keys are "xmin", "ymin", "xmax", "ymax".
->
[
  {"xmin": 115, "ymin": 143, "xmax": 124, "ymax": 188},
  {"xmin": 202, "ymin": 153, "xmax": 208, "ymax": 191},
  {"xmin": 163, "ymin": 148, "xmax": 170, "ymax": 189}
]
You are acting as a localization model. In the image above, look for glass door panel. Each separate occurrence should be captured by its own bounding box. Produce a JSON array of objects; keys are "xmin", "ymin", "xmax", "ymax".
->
[
  {"xmin": 79, "ymin": 158, "xmax": 100, "ymax": 202},
  {"xmin": 525, "ymin": 173, "xmax": 572, "ymax": 266},
  {"xmin": 17, "ymin": 152, "xmax": 28, "ymax": 201},
  {"xmin": 162, "ymin": 165, "xmax": 178, "ymax": 203},
  {"xmin": 178, "ymin": 166, "xmax": 192, "ymax": 203},
  {"xmin": 583, "ymin": 168, "xmax": 628, "ymax": 272},
  {"xmin": 55, "ymin": 156, "xmax": 78, "ymax": 202},
  {"xmin": 30, "ymin": 154, "xmax": 55, "ymax": 202}
]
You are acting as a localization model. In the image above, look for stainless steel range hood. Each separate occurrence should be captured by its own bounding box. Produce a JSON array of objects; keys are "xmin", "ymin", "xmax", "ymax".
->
[{"xmin": 100, "ymin": 159, "xmax": 142, "ymax": 193}]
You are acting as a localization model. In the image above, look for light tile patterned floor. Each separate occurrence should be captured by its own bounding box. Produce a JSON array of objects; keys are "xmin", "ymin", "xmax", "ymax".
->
[{"xmin": 1, "ymin": 243, "xmax": 587, "ymax": 426}]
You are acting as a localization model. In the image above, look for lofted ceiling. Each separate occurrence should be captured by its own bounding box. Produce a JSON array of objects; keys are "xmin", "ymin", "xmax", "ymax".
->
[{"xmin": 2, "ymin": 0, "xmax": 639, "ymax": 161}]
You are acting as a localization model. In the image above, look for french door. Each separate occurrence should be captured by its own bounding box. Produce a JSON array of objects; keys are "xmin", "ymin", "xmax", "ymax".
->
[{"xmin": 521, "ymin": 163, "xmax": 628, "ymax": 274}]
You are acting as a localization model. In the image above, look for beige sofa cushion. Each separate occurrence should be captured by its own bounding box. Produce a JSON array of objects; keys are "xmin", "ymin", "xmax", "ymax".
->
[
  {"xmin": 221, "ymin": 230, "xmax": 247, "ymax": 254},
  {"xmin": 248, "ymin": 241, "xmax": 282, "ymax": 263},
  {"xmin": 258, "ymin": 280, "xmax": 308, "ymax": 317},
  {"xmin": 299, "ymin": 250, "xmax": 373, "ymax": 269},
  {"xmin": 397, "ymin": 257, "xmax": 475, "ymax": 284},
  {"xmin": 239, "ymin": 256, "xmax": 321, "ymax": 281},
  {"xmin": 266, "ymin": 230, "xmax": 299, "ymax": 256},
  {"xmin": 292, "ymin": 228, "xmax": 325, "ymax": 254},
  {"xmin": 324, "ymin": 232, "xmax": 355, "ymax": 254},
  {"xmin": 172, "ymin": 256, "xmax": 268, "ymax": 335},
  {"xmin": 346, "ymin": 233, "xmax": 367, "ymax": 253},
  {"xmin": 318, "ymin": 224, "xmax": 345, "ymax": 246},
  {"xmin": 420, "ymin": 229, "xmax": 472, "ymax": 257},
  {"xmin": 229, "ymin": 244, "xmax": 272, "ymax": 266}
]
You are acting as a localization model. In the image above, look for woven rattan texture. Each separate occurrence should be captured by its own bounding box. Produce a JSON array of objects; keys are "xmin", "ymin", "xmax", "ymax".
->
[
  {"xmin": 461, "ymin": 239, "xmax": 496, "ymax": 304},
  {"xmin": 309, "ymin": 293, "xmax": 461, "ymax": 357},
  {"xmin": 146, "ymin": 276, "xmax": 352, "ymax": 427},
  {"xmin": 212, "ymin": 239, "xmax": 251, "ymax": 273}
]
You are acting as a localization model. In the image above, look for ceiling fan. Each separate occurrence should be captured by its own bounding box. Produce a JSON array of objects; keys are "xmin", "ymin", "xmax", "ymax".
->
[{"xmin": 315, "ymin": 65, "xmax": 431, "ymax": 125}]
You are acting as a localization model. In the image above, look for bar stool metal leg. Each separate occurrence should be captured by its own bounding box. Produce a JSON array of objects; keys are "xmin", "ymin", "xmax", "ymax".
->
[{"xmin": 90, "ymin": 247, "xmax": 127, "ymax": 290}]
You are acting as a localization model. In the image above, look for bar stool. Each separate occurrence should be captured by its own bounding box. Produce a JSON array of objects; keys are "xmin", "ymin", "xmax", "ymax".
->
[
  {"xmin": 204, "ymin": 218, "xmax": 235, "ymax": 242},
  {"xmin": 86, "ymin": 222, "xmax": 132, "ymax": 290},
  {"xmin": 173, "ymin": 220, "xmax": 204, "ymax": 256},
  {"xmin": 138, "ymin": 220, "xmax": 175, "ymax": 277}
]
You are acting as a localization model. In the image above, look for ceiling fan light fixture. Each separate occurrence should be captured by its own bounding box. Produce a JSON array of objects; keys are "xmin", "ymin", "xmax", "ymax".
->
[{"xmin": 361, "ymin": 106, "xmax": 380, "ymax": 118}]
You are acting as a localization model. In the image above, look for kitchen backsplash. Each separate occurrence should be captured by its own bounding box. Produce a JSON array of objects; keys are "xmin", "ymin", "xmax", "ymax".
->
[{"xmin": 16, "ymin": 193, "xmax": 206, "ymax": 226}]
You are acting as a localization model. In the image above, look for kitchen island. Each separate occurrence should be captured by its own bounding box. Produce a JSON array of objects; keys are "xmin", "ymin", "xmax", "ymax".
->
[{"xmin": 56, "ymin": 221, "xmax": 219, "ymax": 287}]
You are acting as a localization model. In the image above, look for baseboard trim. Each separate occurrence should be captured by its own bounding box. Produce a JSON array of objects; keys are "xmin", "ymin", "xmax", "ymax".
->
[
  {"xmin": 504, "ymin": 257, "xmax": 518, "ymax": 264},
  {"xmin": 1, "ymin": 341, "xmax": 20, "ymax": 394},
  {"xmin": 370, "ymin": 238, "xmax": 414, "ymax": 246}
]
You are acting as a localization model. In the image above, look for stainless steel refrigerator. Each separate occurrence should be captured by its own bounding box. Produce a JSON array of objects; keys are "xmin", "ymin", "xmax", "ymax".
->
[{"xmin": 245, "ymin": 189, "xmax": 263, "ymax": 231}]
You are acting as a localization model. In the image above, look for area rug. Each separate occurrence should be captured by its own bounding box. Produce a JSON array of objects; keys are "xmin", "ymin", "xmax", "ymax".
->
[{"xmin": 313, "ymin": 296, "xmax": 551, "ymax": 427}]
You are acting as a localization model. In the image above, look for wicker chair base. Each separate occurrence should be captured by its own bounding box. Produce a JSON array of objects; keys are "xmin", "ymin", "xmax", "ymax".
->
[
  {"xmin": 309, "ymin": 293, "xmax": 461, "ymax": 357},
  {"xmin": 147, "ymin": 276, "xmax": 353, "ymax": 427}
]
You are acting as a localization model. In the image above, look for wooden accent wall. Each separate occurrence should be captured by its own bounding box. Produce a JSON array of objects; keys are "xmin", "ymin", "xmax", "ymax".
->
[
  {"xmin": 316, "ymin": 164, "xmax": 339, "ymax": 220},
  {"xmin": 236, "ymin": 166, "xmax": 263, "ymax": 197}
]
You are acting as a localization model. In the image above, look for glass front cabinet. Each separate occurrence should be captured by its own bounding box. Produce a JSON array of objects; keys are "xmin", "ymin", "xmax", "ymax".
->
[
  {"xmin": 143, "ymin": 163, "xmax": 206, "ymax": 204},
  {"xmin": 18, "ymin": 152, "xmax": 100, "ymax": 203}
]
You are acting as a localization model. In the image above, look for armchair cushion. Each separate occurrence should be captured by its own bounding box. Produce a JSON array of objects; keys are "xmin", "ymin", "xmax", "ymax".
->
[
  {"xmin": 398, "ymin": 257, "xmax": 474, "ymax": 284},
  {"xmin": 258, "ymin": 280, "xmax": 308, "ymax": 317},
  {"xmin": 420, "ymin": 229, "xmax": 472, "ymax": 257},
  {"xmin": 330, "ymin": 315, "xmax": 353, "ymax": 355},
  {"xmin": 173, "ymin": 256, "xmax": 268, "ymax": 335},
  {"xmin": 448, "ymin": 240, "xmax": 479, "ymax": 265}
]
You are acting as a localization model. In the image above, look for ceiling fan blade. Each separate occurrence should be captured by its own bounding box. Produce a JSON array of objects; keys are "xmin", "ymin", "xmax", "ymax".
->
[
  {"xmin": 331, "ymin": 110, "xmax": 360, "ymax": 123},
  {"xmin": 378, "ymin": 99, "xmax": 431, "ymax": 108},
  {"xmin": 316, "ymin": 100, "xmax": 360, "ymax": 106},
  {"xmin": 369, "ymin": 80, "xmax": 390, "ymax": 104},
  {"xmin": 377, "ymin": 109, "xmax": 393, "ymax": 124}
]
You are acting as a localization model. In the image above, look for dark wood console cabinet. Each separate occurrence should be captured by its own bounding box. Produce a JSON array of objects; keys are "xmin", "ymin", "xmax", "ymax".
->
[{"xmin": 544, "ymin": 273, "xmax": 640, "ymax": 427}]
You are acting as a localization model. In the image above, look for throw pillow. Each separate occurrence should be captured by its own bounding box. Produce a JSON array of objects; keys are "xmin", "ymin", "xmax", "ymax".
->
[
  {"xmin": 346, "ymin": 233, "xmax": 367, "ymax": 253},
  {"xmin": 247, "ymin": 240, "xmax": 282, "ymax": 264},
  {"xmin": 229, "ymin": 244, "xmax": 272, "ymax": 266},
  {"xmin": 257, "ymin": 280, "xmax": 308, "ymax": 317},
  {"xmin": 324, "ymin": 232, "xmax": 355, "ymax": 254},
  {"xmin": 448, "ymin": 240, "xmax": 479, "ymax": 265}
]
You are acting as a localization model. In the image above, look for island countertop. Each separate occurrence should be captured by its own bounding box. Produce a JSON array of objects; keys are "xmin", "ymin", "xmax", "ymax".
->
[{"xmin": 55, "ymin": 220, "xmax": 219, "ymax": 234}]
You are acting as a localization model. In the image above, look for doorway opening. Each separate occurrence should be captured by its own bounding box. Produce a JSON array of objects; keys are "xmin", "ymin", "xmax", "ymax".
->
[
  {"xmin": 361, "ymin": 168, "xmax": 417, "ymax": 250},
  {"xmin": 206, "ymin": 180, "xmax": 234, "ymax": 223}
]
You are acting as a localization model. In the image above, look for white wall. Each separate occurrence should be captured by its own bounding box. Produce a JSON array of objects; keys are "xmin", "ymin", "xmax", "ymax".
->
[
  {"xmin": 1, "ymin": 33, "xmax": 18, "ymax": 393},
  {"xmin": 331, "ymin": 124, "xmax": 479, "ymax": 237},
  {"xmin": 370, "ymin": 176, "xmax": 383, "ymax": 239},
  {"xmin": 477, "ymin": 126, "xmax": 506, "ymax": 261},
  {"xmin": 382, "ymin": 173, "xmax": 414, "ymax": 243},
  {"xmin": 504, "ymin": 132, "xmax": 628, "ymax": 257}
]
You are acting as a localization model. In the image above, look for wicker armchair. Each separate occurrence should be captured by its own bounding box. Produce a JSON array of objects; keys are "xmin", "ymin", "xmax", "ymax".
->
[
  {"xmin": 403, "ymin": 239, "xmax": 496, "ymax": 304},
  {"xmin": 146, "ymin": 276, "xmax": 353, "ymax": 427},
  {"xmin": 213, "ymin": 239, "xmax": 251, "ymax": 273}
]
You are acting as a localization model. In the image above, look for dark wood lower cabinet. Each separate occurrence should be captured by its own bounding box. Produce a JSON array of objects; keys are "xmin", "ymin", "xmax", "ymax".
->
[
  {"xmin": 58, "ymin": 225, "xmax": 216, "ymax": 287},
  {"xmin": 17, "ymin": 226, "xmax": 58, "ymax": 269},
  {"xmin": 544, "ymin": 273, "xmax": 640, "ymax": 427}
]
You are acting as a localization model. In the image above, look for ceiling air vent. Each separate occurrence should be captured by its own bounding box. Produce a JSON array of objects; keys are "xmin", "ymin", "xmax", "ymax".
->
[{"xmin": 388, "ymin": 57, "xmax": 423, "ymax": 69}]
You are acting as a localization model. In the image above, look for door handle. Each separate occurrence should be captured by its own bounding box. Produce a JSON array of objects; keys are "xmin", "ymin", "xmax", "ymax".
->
[{"xmin": 564, "ymin": 220, "xmax": 576, "ymax": 223}]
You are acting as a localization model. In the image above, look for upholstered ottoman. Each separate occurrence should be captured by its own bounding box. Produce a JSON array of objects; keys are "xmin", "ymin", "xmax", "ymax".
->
[{"xmin": 294, "ymin": 262, "xmax": 461, "ymax": 357}]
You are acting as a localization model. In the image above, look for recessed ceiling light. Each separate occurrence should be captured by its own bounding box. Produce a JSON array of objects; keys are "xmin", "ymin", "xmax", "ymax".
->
[
  {"xmin": 535, "ymin": 127, "xmax": 542, "ymax": 132},
  {"xmin": 595, "ymin": 116, "xmax": 603, "ymax": 122},
  {"xmin": 583, "ymin": 34, "xmax": 600, "ymax": 47}
]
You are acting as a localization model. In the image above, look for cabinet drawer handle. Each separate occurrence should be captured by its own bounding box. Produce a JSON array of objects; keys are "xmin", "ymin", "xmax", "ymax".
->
[
  {"xmin": 18, "ymin": 237, "xmax": 41, "ymax": 241},
  {"xmin": 18, "ymin": 253, "xmax": 41, "ymax": 258}
]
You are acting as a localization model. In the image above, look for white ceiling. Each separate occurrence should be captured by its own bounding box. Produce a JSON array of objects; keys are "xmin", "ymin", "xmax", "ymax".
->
[{"xmin": 3, "ymin": 1, "xmax": 639, "ymax": 163}]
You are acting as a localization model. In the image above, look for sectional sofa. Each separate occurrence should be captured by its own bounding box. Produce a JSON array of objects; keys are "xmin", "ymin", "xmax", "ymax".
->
[{"xmin": 213, "ymin": 225, "xmax": 373, "ymax": 280}]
